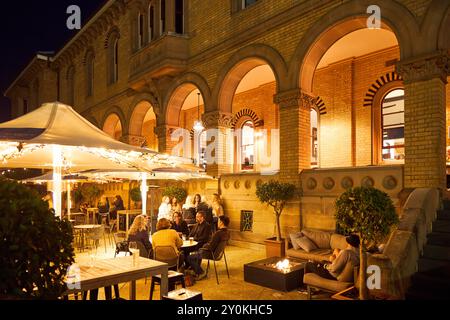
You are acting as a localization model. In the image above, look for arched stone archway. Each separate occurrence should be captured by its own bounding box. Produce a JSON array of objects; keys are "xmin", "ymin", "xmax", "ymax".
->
[
  {"xmin": 164, "ymin": 73, "xmax": 211, "ymax": 126},
  {"xmin": 213, "ymin": 44, "xmax": 288, "ymax": 114},
  {"xmin": 289, "ymin": 0, "xmax": 418, "ymax": 93},
  {"xmin": 129, "ymin": 100, "xmax": 158, "ymax": 149},
  {"xmin": 102, "ymin": 113, "xmax": 123, "ymax": 140}
]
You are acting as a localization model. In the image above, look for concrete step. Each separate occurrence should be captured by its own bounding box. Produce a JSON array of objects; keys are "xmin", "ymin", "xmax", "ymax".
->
[
  {"xmin": 410, "ymin": 272, "xmax": 450, "ymax": 292},
  {"xmin": 442, "ymin": 200, "xmax": 450, "ymax": 210},
  {"xmin": 418, "ymin": 258, "xmax": 450, "ymax": 273},
  {"xmin": 423, "ymin": 245, "xmax": 450, "ymax": 261},
  {"xmin": 433, "ymin": 220, "xmax": 450, "ymax": 233},
  {"xmin": 427, "ymin": 232, "xmax": 450, "ymax": 246},
  {"xmin": 437, "ymin": 210, "xmax": 450, "ymax": 221}
]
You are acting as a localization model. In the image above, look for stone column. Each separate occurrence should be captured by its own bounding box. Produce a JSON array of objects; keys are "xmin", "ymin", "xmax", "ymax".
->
[
  {"xmin": 165, "ymin": 0, "xmax": 175, "ymax": 34},
  {"xmin": 154, "ymin": 125, "xmax": 180, "ymax": 154},
  {"xmin": 202, "ymin": 111, "xmax": 234, "ymax": 177},
  {"xmin": 397, "ymin": 51, "xmax": 449, "ymax": 191},
  {"xmin": 274, "ymin": 89, "xmax": 313, "ymax": 184}
]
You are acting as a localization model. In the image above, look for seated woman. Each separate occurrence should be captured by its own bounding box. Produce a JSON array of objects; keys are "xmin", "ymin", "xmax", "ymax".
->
[
  {"xmin": 157, "ymin": 196, "xmax": 172, "ymax": 221},
  {"xmin": 152, "ymin": 218, "xmax": 184, "ymax": 267},
  {"xmin": 127, "ymin": 215, "xmax": 152, "ymax": 257},
  {"xmin": 110, "ymin": 195, "xmax": 125, "ymax": 221},
  {"xmin": 169, "ymin": 197, "xmax": 182, "ymax": 221},
  {"xmin": 171, "ymin": 211, "xmax": 189, "ymax": 237}
]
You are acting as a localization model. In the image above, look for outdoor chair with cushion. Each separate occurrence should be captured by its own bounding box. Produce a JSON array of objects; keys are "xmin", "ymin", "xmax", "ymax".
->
[
  {"xmin": 200, "ymin": 239, "xmax": 229, "ymax": 285},
  {"xmin": 149, "ymin": 246, "xmax": 185, "ymax": 300},
  {"xmin": 303, "ymin": 261, "xmax": 359, "ymax": 299}
]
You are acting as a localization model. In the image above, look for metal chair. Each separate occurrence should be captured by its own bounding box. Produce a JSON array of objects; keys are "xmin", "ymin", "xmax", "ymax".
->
[
  {"xmin": 85, "ymin": 226, "xmax": 105, "ymax": 253},
  {"xmin": 200, "ymin": 239, "xmax": 230, "ymax": 284},
  {"xmin": 149, "ymin": 246, "xmax": 185, "ymax": 300}
]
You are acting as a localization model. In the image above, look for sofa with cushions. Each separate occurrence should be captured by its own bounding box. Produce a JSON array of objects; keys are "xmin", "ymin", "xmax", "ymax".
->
[{"xmin": 286, "ymin": 229, "xmax": 349, "ymax": 262}]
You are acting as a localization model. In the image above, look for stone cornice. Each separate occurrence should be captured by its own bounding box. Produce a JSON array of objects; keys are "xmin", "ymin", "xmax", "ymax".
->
[
  {"xmin": 273, "ymin": 89, "xmax": 316, "ymax": 110},
  {"xmin": 202, "ymin": 111, "xmax": 234, "ymax": 129},
  {"xmin": 396, "ymin": 51, "xmax": 449, "ymax": 84},
  {"xmin": 154, "ymin": 125, "xmax": 178, "ymax": 137}
]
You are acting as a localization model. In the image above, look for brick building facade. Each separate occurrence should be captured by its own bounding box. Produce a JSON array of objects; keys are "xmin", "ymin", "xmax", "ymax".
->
[{"xmin": 4, "ymin": 0, "xmax": 450, "ymax": 246}]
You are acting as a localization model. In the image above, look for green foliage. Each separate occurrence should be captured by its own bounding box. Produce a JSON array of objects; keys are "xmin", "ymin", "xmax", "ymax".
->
[
  {"xmin": 256, "ymin": 180, "xmax": 296, "ymax": 240},
  {"xmin": 335, "ymin": 186, "xmax": 399, "ymax": 247},
  {"xmin": 0, "ymin": 178, "xmax": 75, "ymax": 299},
  {"xmin": 73, "ymin": 188, "xmax": 83, "ymax": 204},
  {"xmin": 163, "ymin": 186, "xmax": 188, "ymax": 203},
  {"xmin": 80, "ymin": 184, "xmax": 103, "ymax": 206},
  {"xmin": 130, "ymin": 187, "xmax": 142, "ymax": 203}
]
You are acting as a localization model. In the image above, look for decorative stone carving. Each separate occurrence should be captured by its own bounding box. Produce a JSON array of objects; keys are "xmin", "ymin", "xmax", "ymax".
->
[
  {"xmin": 274, "ymin": 89, "xmax": 317, "ymax": 110},
  {"xmin": 224, "ymin": 180, "xmax": 230, "ymax": 189},
  {"xmin": 361, "ymin": 176, "xmax": 375, "ymax": 188},
  {"xmin": 245, "ymin": 180, "xmax": 252, "ymax": 190},
  {"xmin": 121, "ymin": 134, "xmax": 147, "ymax": 147},
  {"xmin": 154, "ymin": 125, "xmax": 177, "ymax": 138},
  {"xmin": 382, "ymin": 175, "xmax": 397, "ymax": 190},
  {"xmin": 202, "ymin": 111, "xmax": 234, "ymax": 129},
  {"xmin": 323, "ymin": 177, "xmax": 335, "ymax": 190},
  {"xmin": 396, "ymin": 51, "xmax": 450, "ymax": 84},
  {"xmin": 341, "ymin": 177, "xmax": 354, "ymax": 189},
  {"xmin": 234, "ymin": 180, "xmax": 241, "ymax": 189},
  {"xmin": 256, "ymin": 179, "xmax": 263, "ymax": 188},
  {"xmin": 306, "ymin": 178, "xmax": 317, "ymax": 190}
]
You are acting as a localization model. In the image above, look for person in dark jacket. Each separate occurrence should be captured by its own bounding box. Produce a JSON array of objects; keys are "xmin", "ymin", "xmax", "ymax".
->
[
  {"xmin": 127, "ymin": 215, "xmax": 152, "ymax": 257},
  {"xmin": 188, "ymin": 211, "xmax": 211, "ymax": 249},
  {"xmin": 186, "ymin": 215, "xmax": 230, "ymax": 279},
  {"xmin": 171, "ymin": 211, "xmax": 190, "ymax": 237},
  {"xmin": 110, "ymin": 195, "xmax": 125, "ymax": 220}
]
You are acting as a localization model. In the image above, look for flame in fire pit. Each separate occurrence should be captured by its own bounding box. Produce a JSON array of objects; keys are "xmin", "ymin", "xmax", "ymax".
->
[{"xmin": 275, "ymin": 259, "xmax": 291, "ymax": 272}]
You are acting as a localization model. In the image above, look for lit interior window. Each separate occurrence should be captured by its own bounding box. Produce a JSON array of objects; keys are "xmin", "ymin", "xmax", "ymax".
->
[
  {"xmin": 311, "ymin": 108, "xmax": 319, "ymax": 167},
  {"xmin": 382, "ymin": 89, "xmax": 404, "ymax": 161},
  {"xmin": 241, "ymin": 121, "xmax": 254, "ymax": 170}
]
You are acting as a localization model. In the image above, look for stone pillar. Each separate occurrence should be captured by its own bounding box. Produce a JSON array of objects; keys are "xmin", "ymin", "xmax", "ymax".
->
[
  {"xmin": 202, "ymin": 111, "xmax": 234, "ymax": 177},
  {"xmin": 165, "ymin": 0, "xmax": 175, "ymax": 34},
  {"xmin": 154, "ymin": 125, "xmax": 179, "ymax": 154},
  {"xmin": 121, "ymin": 134, "xmax": 147, "ymax": 147},
  {"xmin": 274, "ymin": 89, "xmax": 313, "ymax": 184},
  {"xmin": 397, "ymin": 51, "xmax": 449, "ymax": 191}
]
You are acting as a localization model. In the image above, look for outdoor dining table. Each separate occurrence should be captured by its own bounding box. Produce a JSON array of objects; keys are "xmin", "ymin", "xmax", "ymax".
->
[
  {"xmin": 181, "ymin": 240, "xmax": 198, "ymax": 249},
  {"xmin": 73, "ymin": 224, "xmax": 103, "ymax": 250},
  {"xmin": 64, "ymin": 256, "xmax": 169, "ymax": 300}
]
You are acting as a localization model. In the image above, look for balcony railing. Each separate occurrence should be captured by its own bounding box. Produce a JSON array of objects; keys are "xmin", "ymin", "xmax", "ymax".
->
[{"xmin": 129, "ymin": 33, "xmax": 189, "ymax": 87}]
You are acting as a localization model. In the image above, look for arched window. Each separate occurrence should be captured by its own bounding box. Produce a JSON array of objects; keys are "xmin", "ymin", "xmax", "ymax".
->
[
  {"xmin": 160, "ymin": 0, "xmax": 166, "ymax": 35},
  {"xmin": 311, "ymin": 108, "xmax": 319, "ymax": 167},
  {"xmin": 197, "ymin": 130, "xmax": 207, "ymax": 170},
  {"xmin": 175, "ymin": 0, "xmax": 184, "ymax": 34},
  {"xmin": 241, "ymin": 121, "xmax": 255, "ymax": 171},
  {"xmin": 138, "ymin": 13, "xmax": 144, "ymax": 48},
  {"xmin": 85, "ymin": 52, "xmax": 95, "ymax": 97},
  {"xmin": 106, "ymin": 28, "xmax": 120, "ymax": 85},
  {"xmin": 381, "ymin": 89, "xmax": 404, "ymax": 161},
  {"xmin": 149, "ymin": 5, "xmax": 155, "ymax": 41}
]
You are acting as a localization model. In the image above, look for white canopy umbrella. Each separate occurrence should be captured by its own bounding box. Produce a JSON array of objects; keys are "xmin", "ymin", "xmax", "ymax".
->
[{"xmin": 0, "ymin": 102, "xmax": 197, "ymax": 217}]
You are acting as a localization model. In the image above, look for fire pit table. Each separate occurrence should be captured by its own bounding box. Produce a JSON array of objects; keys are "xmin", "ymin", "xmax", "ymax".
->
[{"xmin": 244, "ymin": 257, "xmax": 307, "ymax": 292}]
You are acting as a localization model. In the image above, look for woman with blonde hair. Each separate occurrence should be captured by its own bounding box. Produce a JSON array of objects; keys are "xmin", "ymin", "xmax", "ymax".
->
[
  {"xmin": 211, "ymin": 193, "xmax": 224, "ymax": 217},
  {"xmin": 158, "ymin": 196, "xmax": 172, "ymax": 221},
  {"xmin": 127, "ymin": 215, "xmax": 152, "ymax": 256}
]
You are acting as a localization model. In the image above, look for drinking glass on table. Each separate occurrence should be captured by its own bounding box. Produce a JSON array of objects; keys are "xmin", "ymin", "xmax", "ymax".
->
[{"xmin": 129, "ymin": 242, "xmax": 140, "ymax": 266}]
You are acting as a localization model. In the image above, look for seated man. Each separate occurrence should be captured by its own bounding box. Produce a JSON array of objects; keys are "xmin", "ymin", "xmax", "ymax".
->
[
  {"xmin": 186, "ymin": 215, "xmax": 230, "ymax": 280},
  {"xmin": 188, "ymin": 211, "xmax": 212, "ymax": 249},
  {"xmin": 304, "ymin": 234, "xmax": 360, "ymax": 281}
]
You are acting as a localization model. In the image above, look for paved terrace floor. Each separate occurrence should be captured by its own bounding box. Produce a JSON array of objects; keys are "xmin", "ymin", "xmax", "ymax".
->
[{"xmin": 73, "ymin": 241, "xmax": 332, "ymax": 300}]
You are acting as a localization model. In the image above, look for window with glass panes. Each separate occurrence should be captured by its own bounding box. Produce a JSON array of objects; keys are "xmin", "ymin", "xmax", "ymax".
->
[
  {"xmin": 381, "ymin": 89, "xmax": 404, "ymax": 161},
  {"xmin": 241, "ymin": 121, "xmax": 255, "ymax": 170}
]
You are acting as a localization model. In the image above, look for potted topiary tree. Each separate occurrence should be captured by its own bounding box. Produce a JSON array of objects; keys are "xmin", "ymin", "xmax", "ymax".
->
[
  {"xmin": 256, "ymin": 180, "xmax": 296, "ymax": 258},
  {"xmin": 335, "ymin": 186, "xmax": 399, "ymax": 300},
  {"xmin": 163, "ymin": 186, "xmax": 188, "ymax": 204},
  {"xmin": 0, "ymin": 178, "xmax": 75, "ymax": 299},
  {"xmin": 130, "ymin": 187, "xmax": 142, "ymax": 209}
]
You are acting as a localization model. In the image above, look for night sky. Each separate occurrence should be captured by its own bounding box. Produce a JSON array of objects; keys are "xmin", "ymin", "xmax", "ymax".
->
[{"xmin": 0, "ymin": 0, "xmax": 106, "ymax": 122}]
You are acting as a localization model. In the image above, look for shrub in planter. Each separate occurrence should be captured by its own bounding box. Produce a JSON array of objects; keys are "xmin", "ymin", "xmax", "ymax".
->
[
  {"xmin": 130, "ymin": 187, "xmax": 142, "ymax": 208},
  {"xmin": 0, "ymin": 178, "xmax": 75, "ymax": 299},
  {"xmin": 163, "ymin": 186, "xmax": 188, "ymax": 203},
  {"xmin": 335, "ymin": 186, "xmax": 399, "ymax": 300}
]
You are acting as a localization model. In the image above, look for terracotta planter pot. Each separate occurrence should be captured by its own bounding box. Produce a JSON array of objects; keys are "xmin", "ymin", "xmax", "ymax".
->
[{"xmin": 264, "ymin": 237, "xmax": 286, "ymax": 258}]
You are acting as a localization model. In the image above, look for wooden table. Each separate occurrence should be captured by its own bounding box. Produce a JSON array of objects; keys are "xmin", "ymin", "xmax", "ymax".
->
[
  {"xmin": 181, "ymin": 240, "xmax": 198, "ymax": 249},
  {"xmin": 64, "ymin": 256, "xmax": 169, "ymax": 300},
  {"xmin": 86, "ymin": 208, "xmax": 99, "ymax": 224}
]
